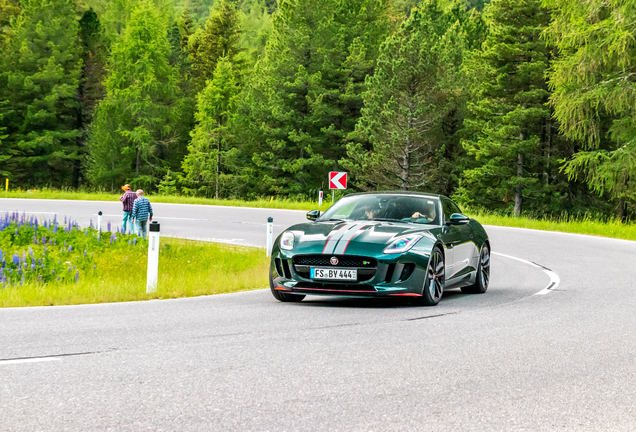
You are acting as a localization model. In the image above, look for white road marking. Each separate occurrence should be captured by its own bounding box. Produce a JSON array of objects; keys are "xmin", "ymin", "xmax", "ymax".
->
[
  {"xmin": 0, "ymin": 357, "xmax": 61, "ymax": 365},
  {"xmin": 492, "ymin": 252, "xmax": 561, "ymax": 295}
]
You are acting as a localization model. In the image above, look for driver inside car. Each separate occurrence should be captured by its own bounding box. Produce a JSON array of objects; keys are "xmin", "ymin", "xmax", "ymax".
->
[{"xmin": 411, "ymin": 202, "xmax": 436, "ymax": 222}]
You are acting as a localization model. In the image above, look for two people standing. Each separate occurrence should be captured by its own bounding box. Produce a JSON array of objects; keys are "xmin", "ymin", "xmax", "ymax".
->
[{"xmin": 120, "ymin": 185, "xmax": 154, "ymax": 239}]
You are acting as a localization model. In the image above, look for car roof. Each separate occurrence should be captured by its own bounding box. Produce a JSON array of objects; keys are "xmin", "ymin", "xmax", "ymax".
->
[{"xmin": 343, "ymin": 191, "xmax": 445, "ymax": 200}]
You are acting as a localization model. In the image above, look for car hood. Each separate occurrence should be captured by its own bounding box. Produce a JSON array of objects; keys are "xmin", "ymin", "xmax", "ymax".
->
[{"xmin": 285, "ymin": 220, "xmax": 438, "ymax": 256}]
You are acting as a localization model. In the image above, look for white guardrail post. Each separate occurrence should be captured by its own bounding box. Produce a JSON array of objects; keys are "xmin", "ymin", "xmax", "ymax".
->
[
  {"xmin": 147, "ymin": 221, "xmax": 160, "ymax": 293},
  {"xmin": 266, "ymin": 217, "xmax": 273, "ymax": 257},
  {"xmin": 97, "ymin": 211, "xmax": 102, "ymax": 240},
  {"xmin": 319, "ymin": 188, "xmax": 323, "ymax": 207}
]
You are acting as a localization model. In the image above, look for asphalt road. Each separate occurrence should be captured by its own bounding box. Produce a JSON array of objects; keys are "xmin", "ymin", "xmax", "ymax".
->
[{"xmin": 1, "ymin": 198, "xmax": 636, "ymax": 431}]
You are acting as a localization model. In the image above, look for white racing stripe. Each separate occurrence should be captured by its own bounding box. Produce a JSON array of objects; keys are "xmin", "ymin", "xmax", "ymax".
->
[
  {"xmin": 333, "ymin": 223, "xmax": 369, "ymax": 254},
  {"xmin": 322, "ymin": 222, "xmax": 357, "ymax": 254},
  {"xmin": 492, "ymin": 252, "xmax": 561, "ymax": 295}
]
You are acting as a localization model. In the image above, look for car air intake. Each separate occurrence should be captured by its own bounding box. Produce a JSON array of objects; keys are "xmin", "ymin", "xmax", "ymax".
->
[
  {"xmin": 274, "ymin": 258, "xmax": 284, "ymax": 278},
  {"xmin": 282, "ymin": 259, "xmax": 292, "ymax": 279},
  {"xmin": 384, "ymin": 264, "xmax": 396, "ymax": 283},
  {"xmin": 399, "ymin": 263, "xmax": 415, "ymax": 281}
]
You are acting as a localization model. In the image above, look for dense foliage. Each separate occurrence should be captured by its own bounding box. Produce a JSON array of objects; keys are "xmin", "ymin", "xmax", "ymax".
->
[{"xmin": 0, "ymin": 0, "xmax": 634, "ymax": 219}]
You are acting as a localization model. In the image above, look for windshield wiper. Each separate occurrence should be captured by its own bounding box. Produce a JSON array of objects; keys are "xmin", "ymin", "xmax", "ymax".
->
[
  {"xmin": 371, "ymin": 218, "xmax": 402, "ymax": 222},
  {"xmin": 319, "ymin": 218, "xmax": 347, "ymax": 222}
]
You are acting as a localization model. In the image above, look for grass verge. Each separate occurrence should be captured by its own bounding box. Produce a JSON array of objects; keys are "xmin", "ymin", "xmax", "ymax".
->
[
  {"xmin": 0, "ymin": 238, "xmax": 269, "ymax": 308},
  {"xmin": 466, "ymin": 210, "xmax": 636, "ymax": 242}
]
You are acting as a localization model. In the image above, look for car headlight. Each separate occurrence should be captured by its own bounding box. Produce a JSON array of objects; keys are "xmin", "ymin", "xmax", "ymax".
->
[
  {"xmin": 383, "ymin": 235, "xmax": 422, "ymax": 254},
  {"xmin": 280, "ymin": 232, "xmax": 295, "ymax": 250}
]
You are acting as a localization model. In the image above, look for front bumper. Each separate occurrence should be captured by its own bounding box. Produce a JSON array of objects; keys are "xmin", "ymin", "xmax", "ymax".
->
[{"xmin": 270, "ymin": 252, "xmax": 429, "ymax": 297}]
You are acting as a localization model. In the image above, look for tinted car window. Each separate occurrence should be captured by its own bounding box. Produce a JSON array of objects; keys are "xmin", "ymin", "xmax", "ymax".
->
[
  {"xmin": 442, "ymin": 199, "xmax": 463, "ymax": 222},
  {"xmin": 319, "ymin": 195, "xmax": 441, "ymax": 225}
]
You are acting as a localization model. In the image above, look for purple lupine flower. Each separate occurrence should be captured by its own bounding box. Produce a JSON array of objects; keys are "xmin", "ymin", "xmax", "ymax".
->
[
  {"xmin": 68, "ymin": 267, "xmax": 71, "ymax": 272},
  {"xmin": 12, "ymin": 254, "xmax": 19, "ymax": 266},
  {"xmin": 107, "ymin": 221, "xmax": 112, "ymax": 232},
  {"xmin": 28, "ymin": 247, "xmax": 33, "ymax": 257},
  {"xmin": 68, "ymin": 245, "xmax": 72, "ymax": 253},
  {"xmin": 128, "ymin": 240, "xmax": 131, "ymax": 245},
  {"xmin": 33, "ymin": 235, "xmax": 36, "ymax": 245},
  {"xmin": 133, "ymin": 238, "xmax": 137, "ymax": 246},
  {"xmin": 93, "ymin": 265, "xmax": 96, "ymax": 269},
  {"xmin": 31, "ymin": 263, "xmax": 35, "ymax": 271},
  {"xmin": 52, "ymin": 269, "xmax": 55, "ymax": 276},
  {"xmin": 21, "ymin": 274, "xmax": 24, "ymax": 286},
  {"xmin": 75, "ymin": 271, "xmax": 79, "ymax": 283},
  {"xmin": 57, "ymin": 277, "xmax": 60, "ymax": 281},
  {"xmin": 64, "ymin": 216, "xmax": 67, "ymax": 224},
  {"xmin": 0, "ymin": 249, "xmax": 3, "ymax": 261},
  {"xmin": 2, "ymin": 258, "xmax": 5, "ymax": 268},
  {"xmin": 85, "ymin": 229, "xmax": 88, "ymax": 237},
  {"xmin": 90, "ymin": 219, "xmax": 93, "ymax": 229},
  {"xmin": 84, "ymin": 250, "xmax": 87, "ymax": 258},
  {"xmin": 15, "ymin": 229, "xmax": 18, "ymax": 236},
  {"xmin": 23, "ymin": 251, "xmax": 26, "ymax": 263}
]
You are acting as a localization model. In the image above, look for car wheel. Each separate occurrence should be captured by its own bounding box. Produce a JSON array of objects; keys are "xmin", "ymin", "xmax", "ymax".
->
[
  {"xmin": 415, "ymin": 247, "xmax": 445, "ymax": 306},
  {"xmin": 462, "ymin": 244, "xmax": 490, "ymax": 294},
  {"xmin": 269, "ymin": 274, "xmax": 305, "ymax": 303}
]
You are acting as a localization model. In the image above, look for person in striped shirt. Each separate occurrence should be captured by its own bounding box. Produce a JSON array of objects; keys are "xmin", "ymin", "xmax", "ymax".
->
[
  {"xmin": 131, "ymin": 189, "xmax": 153, "ymax": 239},
  {"xmin": 119, "ymin": 184, "xmax": 137, "ymax": 234}
]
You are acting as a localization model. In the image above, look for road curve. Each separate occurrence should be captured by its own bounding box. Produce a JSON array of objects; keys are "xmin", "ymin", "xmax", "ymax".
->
[{"xmin": 1, "ymin": 198, "xmax": 636, "ymax": 431}]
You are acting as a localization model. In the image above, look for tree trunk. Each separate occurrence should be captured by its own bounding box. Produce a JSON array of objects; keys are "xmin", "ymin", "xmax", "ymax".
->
[
  {"xmin": 545, "ymin": 120, "xmax": 551, "ymax": 185},
  {"xmin": 514, "ymin": 152, "xmax": 523, "ymax": 218}
]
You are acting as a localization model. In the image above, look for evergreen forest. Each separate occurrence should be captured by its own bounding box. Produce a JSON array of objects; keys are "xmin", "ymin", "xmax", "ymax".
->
[{"xmin": 1, "ymin": 0, "xmax": 635, "ymax": 220}]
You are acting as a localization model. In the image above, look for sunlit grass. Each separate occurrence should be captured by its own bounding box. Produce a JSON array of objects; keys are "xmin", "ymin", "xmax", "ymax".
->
[
  {"xmin": 465, "ymin": 209, "xmax": 636, "ymax": 242},
  {"xmin": 0, "ymin": 238, "xmax": 269, "ymax": 308}
]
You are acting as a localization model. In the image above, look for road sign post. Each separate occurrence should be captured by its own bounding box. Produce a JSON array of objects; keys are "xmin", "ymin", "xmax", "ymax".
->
[
  {"xmin": 97, "ymin": 211, "xmax": 102, "ymax": 240},
  {"xmin": 319, "ymin": 188, "xmax": 323, "ymax": 207},
  {"xmin": 329, "ymin": 172, "xmax": 347, "ymax": 203},
  {"xmin": 266, "ymin": 217, "xmax": 274, "ymax": 257},
  {"xmin": 147, "ymin": 221, "xmax": 160, "ymax": 293}
]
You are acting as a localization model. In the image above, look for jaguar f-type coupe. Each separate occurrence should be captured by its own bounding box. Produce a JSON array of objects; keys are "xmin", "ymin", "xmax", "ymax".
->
[{"xmin": 269, "ymin": 192, "xmax": 490, "ymax": 306}]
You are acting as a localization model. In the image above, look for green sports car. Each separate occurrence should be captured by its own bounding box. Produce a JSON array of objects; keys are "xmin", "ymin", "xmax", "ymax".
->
[{"xmin": 269, "ymin": 192, "xmax": 491, "ymax": 306}]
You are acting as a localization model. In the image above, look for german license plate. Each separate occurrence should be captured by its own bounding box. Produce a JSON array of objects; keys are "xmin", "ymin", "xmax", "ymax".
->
[{"xmin": 310, "ymin": 268, "xmax": 357, "ymax": 280}]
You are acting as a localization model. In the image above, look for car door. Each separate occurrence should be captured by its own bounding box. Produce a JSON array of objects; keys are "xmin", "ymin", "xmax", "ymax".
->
[
  {"xmin": 439, "ymin": 199, "xmax": 462, "ymax": 280},
  {"xmin": 445, "ymin": 199, "xmax": 477, "ymax": 277}
]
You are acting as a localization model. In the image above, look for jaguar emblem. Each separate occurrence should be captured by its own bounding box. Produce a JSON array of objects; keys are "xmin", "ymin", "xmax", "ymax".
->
[{"xmin": 330, "ymin": 257, "xmax": 339, "ymax": 266}]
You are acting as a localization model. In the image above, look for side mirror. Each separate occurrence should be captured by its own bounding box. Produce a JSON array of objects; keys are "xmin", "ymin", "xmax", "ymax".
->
[
  {"xmin": 448, "ymin": 213, "xmax": 470, "ymax": 225},
  {"xmin": 306, "ymin": 209, "xmax": 320, "ymax": 221}
]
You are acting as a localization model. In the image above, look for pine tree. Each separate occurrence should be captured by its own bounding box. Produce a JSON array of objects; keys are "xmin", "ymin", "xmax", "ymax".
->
[
  {"xmin": 343, "ymin": 1, "xmax": 469, "ymax": 192},
  {"xmin": 189, "ymin": 0, "xmax": 242, "ymax": 92},
  {"xmin": 240, "ymin": 0, "xmax": 391, "ymax": 197},
  {"xmin": 86, "ymin": 0, "xmax": 180, "ymax": 190},
  {"xmin": 460, "ymin": 0, "xmax": 552, "ymax": 217},
  {"xmin": 0, "ymin": 0, "xmax": 83, "ymax": 186},
  {"xmin": 182, "ymin": 58, "xmax": 239, "ymax": 198},
  {"xmin": 0, "ymin": 0, "xmax": 19, "ymax": 43},
  {"xmin": 545, "ymin": 0, "xmax": 636, "ymax": 218}
]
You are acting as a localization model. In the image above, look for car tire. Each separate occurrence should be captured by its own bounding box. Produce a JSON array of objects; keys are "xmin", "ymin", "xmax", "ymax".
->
[
  {"xmin": 269, "ymin": 274, "xmax": 305, "ymax": 303},
  {"xmin": 414, "ymin": 246, "xmax": 445, "ymax": 306},
  {"xmin": 462, "ymin": 244, "xmax": 490, "ymax": 294}
]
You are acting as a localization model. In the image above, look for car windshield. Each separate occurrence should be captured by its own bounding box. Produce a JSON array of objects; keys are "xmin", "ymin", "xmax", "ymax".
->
[{"xmin": 318, "ymin": 195, "xmax": 441, "ymax": 225}]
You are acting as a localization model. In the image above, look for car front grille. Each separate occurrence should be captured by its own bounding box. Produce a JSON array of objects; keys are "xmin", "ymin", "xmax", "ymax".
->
[
  {"xmin": 293, "ymin": 255, "xmax": 377, "ymax": 268},
  {"xmin": 292, "ymin": 255, "xmax": 377, "ymax": 282}
]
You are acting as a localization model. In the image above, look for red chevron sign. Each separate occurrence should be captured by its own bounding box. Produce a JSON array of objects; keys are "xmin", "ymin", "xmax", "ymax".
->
[{"xmin": 329, "ymin": 172, "xmax": 347, "ymax": 190}]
